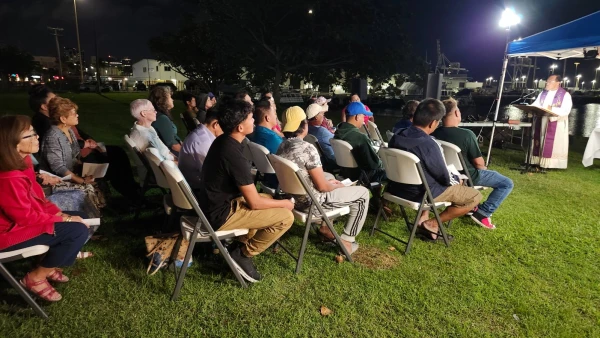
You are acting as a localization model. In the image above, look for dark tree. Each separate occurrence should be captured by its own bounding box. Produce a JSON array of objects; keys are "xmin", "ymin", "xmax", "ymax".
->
[{"xmin": 0, "ymin": 45, "xmax": 38, "ymax": 81}]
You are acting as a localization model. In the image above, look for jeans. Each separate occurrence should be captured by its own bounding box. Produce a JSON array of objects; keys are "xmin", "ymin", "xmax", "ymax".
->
[{"xmin": 474, "ymin": 170, "xmax": 514, "ymax": 217}]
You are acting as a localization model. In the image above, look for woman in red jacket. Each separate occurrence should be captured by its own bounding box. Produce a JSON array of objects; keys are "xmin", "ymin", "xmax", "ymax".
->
[{"xmin": 0, "ymin": 115, "xmax": 89, "ymax": 302}]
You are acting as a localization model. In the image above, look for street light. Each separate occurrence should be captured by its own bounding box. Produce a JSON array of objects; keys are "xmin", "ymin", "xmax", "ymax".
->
[
  {"xmin": 534, "ymin": 79, "xmax": 539, "ymax": 88},
  {"xmin": 581, "ymin": 81, "xmax": 585, "ymax": 89},
  {"xmin": 73, "ymin": 0, "xmax": 84, "ymax": 83},
  {"xmin": 550, "ymin": 64, "xmax": 557, "ymax": 74},
  {"xmin": 576, "ymin": 74, "xmax": 582, "ymax": 88},
  {"xmin": 521, "ymin": 75, "xmax": 526, "ymax": 88},
  {"xmin": 593, "ymin": 80, "xmax": 597, "ymax": 90},
  {"xmin": 499, "ymin": 8, "xmax": 521, "ymax": 28},
  {"xmin": 596, "ymin": 66, "xmax": 600, "ymax": 83}
]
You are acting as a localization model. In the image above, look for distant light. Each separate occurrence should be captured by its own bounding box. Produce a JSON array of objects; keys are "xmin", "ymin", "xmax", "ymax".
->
[
  {"xmin": 124, "ymin": 77, "xmax": 128, "ymax": 81},
  {"xmin": 308, "ymin": 9, "xmax": 313, "ymax": 14},
  {"xmin": 576, "ymin": 74, "xmax": 582, "ymax": 79},
  {"xmin": 108, "ymin": 77, "xmax": 112, "ymax": 81},
  {"xmin": 499, "ymin": 8, "xmax": 521, "ymax": 28}
]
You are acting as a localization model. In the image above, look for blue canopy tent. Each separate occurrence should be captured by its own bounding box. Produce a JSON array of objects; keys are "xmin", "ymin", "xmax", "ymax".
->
[{"xmin": 486, "ymin": 11, "xmax": 600, "ymax": 165}]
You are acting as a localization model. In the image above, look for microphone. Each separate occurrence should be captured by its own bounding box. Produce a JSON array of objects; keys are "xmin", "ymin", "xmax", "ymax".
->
[{"xmin": 510, "ymin": 89, "xmax": 539, "ymax": 105}]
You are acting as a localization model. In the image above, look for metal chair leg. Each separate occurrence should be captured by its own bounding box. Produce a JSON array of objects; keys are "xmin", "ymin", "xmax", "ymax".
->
[
  {"xmin": 369, "ymin": 204, "xmax": 384, "ymax": 236},
  {"xmin": 295, "ymin": 206, "xmax": 314, "ymax": 274},
  {"xmin": 171, "ymin": 235, "xmax": 196, "ymax": 301},
  {"xmin": 0, "ymin": 263, "xmax": 48, "ymax": 319}
]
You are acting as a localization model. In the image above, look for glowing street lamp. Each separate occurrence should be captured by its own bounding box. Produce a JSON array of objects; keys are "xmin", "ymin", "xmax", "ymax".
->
[
  {"xmin": 550, "ymin": 64, "xmax": 557, "ymax": 74},
  {"xmin": 576, "ymin": 74, "xmax": 582, "ymax": 88},
  {"xmin": 581, "ymin": 81, "xmax": 585, "ymax": 89},
  {"xmin": 593, "ymin": 80, "xmax": 597, "ymax": 90},
  {"xmin": 595, "ymin": 66, "xmax": 600, "ymax": 83},
  {"xmin": 499, "ymin": 8, "xmax": 521, "ymax": 28}
]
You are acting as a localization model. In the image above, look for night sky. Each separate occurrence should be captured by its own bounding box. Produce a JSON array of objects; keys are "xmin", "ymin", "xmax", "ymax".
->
[{"xmin": 2, "ymin": 0, "xmax": 600, "ymax": 83}]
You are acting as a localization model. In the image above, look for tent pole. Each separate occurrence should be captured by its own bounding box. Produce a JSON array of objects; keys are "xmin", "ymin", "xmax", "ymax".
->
[{"xmin": 486, "ymin": 55, "xmax": 509, "ymax": 166}]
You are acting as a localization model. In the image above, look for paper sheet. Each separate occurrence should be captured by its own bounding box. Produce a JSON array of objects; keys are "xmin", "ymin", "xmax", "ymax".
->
[
  {"xmin": 82, "ymin": 163, "xmax": 109, "ymax": 178},
  {"xmin": 82, "ymin": 218, "xmax": 101, "ymax": 226},
  {"xmin": 39, "ymin": 170, "xmax": 71, "ymax": 181},
  {"xmin": 96, "ymin": 142, "xmax": 107, "ymax": 153},
  {"xmin": 340, "ymin": 178, "xmax": 358, "ymax": 187}
]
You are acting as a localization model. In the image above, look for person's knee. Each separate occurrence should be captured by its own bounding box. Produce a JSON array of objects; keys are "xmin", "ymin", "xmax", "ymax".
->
[
  {"xmin": 504, "ymin": 177, "xmax": 514, "ymax": 190},
  {"xmin": 280, "ymin": 210, "xmax": 295, "ymax": 229},
  {"xmin": 474, "ymin": 191, "xmax": 483, "ymax": 205},
  {"xmin": 70, "ymin": 222, "xmax": 89, "ymax": 245}
]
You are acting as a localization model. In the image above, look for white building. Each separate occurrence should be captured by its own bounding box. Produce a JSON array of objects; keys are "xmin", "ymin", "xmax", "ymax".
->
[{"xmin": 131, "ymin": 59, "xmax": 188, "ymax": 90}]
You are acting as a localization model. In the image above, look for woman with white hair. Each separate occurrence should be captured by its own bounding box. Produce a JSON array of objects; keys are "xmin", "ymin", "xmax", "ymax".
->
[{"xmin": 129, "ymin": 99, "xmax": 176, "ymax": 161}]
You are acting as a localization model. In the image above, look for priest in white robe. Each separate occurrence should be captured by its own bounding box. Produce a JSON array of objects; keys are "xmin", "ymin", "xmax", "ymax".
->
[{"xmin": 530, "ymin": 74, "xmax": 573, "ymax": 169}]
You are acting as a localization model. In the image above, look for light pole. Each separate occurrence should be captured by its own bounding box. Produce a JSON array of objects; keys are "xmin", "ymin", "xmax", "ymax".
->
[
  {"xmin": 574, "ymin": 62, "xmax": 580, "ymax": 84},
  {"xmin": 593, "ymin": 80, "xmax": 597, "ymax": 90},
  {"xmin": 534, "ymin": 79, "xmax": 539, "ymax": 88},
  {"xmin": 565, "ymin": 79, "xmax": 570, "ymax": 87},
  {"xmin": 73, "ymin": 0, "xmax": 84, "ymax": 83},
  {"xmin": 576, "ymin": 74, "xmax": 582, "ymax": 89},
  {"xmin": 550, "ymin": 64, "xmax": 557, "ymax": 75},
  {"xmin": 521, "ymin": 75, "xmax": 526, "ymax": 88},
  {"xmin": 581, "ymin": 81, "xmax": 585, "ymax": 90},
  {"xmin": 595, "ymin": 66, "xmax": 600, "ymax": 83}
]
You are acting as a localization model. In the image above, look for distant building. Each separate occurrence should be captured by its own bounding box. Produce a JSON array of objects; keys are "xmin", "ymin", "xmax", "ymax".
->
[
  {"xmin": 131, "ymin": 59, "xmax": 188, "ymax": 90},
  {"xmin": 33, "ymin": 56, "xmax": 58, "ymax": 70}
]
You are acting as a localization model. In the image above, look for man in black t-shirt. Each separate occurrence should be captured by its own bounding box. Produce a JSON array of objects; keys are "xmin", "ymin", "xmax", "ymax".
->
[{"xmin": 198, "ymin": 99, "xmax": 294, "ymax": 282}]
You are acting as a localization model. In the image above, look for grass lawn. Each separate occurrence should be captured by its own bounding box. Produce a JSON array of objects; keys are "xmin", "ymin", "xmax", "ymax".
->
[{"xmin": 1, "ymin": 92, "xmax": 599, "ymax": 337}]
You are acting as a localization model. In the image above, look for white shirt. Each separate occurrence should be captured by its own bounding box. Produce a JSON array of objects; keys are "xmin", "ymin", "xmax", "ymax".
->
[
  {"xmin": 129, "ymin": 122, "xmax": 174, "ymax": 161},
  {"xmin": 532, "ymin": 89, "xmax": 573, "ymax": 117}
]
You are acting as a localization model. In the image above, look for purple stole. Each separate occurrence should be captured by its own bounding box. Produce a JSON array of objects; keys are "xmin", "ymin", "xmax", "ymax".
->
[{"xmin": 532, "ymin": 87, "xmax": 567, "ymax": 158}]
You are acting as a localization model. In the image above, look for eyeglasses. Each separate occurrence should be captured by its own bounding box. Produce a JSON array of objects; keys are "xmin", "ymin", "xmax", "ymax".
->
[{"xmin": 22, "ymin": 132, "xmax": 38, "ymax": 139}]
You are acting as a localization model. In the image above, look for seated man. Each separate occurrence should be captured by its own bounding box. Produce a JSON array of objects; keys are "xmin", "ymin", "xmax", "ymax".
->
[
  {"xmin": 198, "ymin": 99, "xmax": 294, "ymax": 282},
  {"xmin": 248, "ymin": 101, "xmax": 284, "ymax": 189},
  {"xmin": 278, "ymin": 112, "xmax": 369, "ymax": 255},
  {"xmin": 129, "ymin": 99, "xmax": 176, "ymax": 161},
  {"xmin": 334, "ymin": 102, "xmax": 386, "ymax": 185},
  {"xmin": 178, "ymin": 108, "xmax": 223, "ymax": 190},
  {"xmin": 388, "ymin": 99, "xmax": 482, "ymax": 240},
  {"xmin": 181, "ymin": 92, "xmax": 199, "ymax": 133},
  {"xmin": 306, "ymin": 103, "xmax": 337, "ymax": 171},
  {"xmin": 432, "ymin": 98, "xmax": 513, "ymax": 229}
]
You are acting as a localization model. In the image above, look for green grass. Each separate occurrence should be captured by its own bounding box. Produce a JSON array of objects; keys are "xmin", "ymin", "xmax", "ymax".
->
[{"xmin": 1, "ymin": 93, "xmax": 599, "ymax": 337}]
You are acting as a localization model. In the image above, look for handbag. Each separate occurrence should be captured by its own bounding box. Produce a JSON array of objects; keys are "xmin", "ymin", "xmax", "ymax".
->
[{"xmin": 144, "ymin": 233, "xmax": 191, "ymax": 275}]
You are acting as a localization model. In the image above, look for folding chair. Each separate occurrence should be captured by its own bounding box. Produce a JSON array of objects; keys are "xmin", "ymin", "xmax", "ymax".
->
[
  {"xmin": 303, "ymin": 134, "xmax": 325, "ymax": 158},
  {"xmin": 0, "ymin": 245, "xmax": 50, "ymax": 319},
  {"xmin": 124, "ymin": 135, "xmax": 160, "ymax": 219},
  {"xmin": 247, "ymin": 141, "xmax": 279, "ymax": 196},
  {"xmin": 179, "ymin": 113, "xmax": 198, "ymax": 135},
  {"xmin": 386, "ymin": 130, "xmax": 394, "ymax": 142},
  {"xmin": 159, "ymin": 160, "xmax": 250, "ymax": 300},
  {"xmin": 437, "ymin": 140, "xmax": 488, "ymax": 191},
  {"xmin": 267, "ymin": 154, "xmax": 353, "ymax": 273},
  {"xmin": 367, "ymin": 121, "xmax": 387, "ymax": 147},
  {"xmin": 241, "ymin": 138, "xmax": 258, "ymax": 181},
  {"xmin": 370, "ymin": 147, "xmax": 452, "ymax": 254},
  {"xmin": 329, "ymin": 138, "xmax": 374, "ymax": 186},
  {"xmin": 144, "ymin": 148, "xmax": 175, "ymax": 231}
]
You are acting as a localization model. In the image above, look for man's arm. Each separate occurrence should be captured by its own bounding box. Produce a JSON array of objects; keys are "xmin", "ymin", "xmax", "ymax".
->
[
  {"xmin": 308, "ymin": 166, "xmax": 343, "ymax": 192},
  {"xmin": 471, "ymin": 157, "xmax": 487, "ymax": 170},
  {"xmin": 239, "ymin": 184, "xmax": 294, "ymax": 210},
  {"xmin": 421, "ymin": 146, "xmax": 451, "ymax": 186},
  {"xmin": 353, "ymin": 136, "xmax": 381, "ymax": 170},
  {"xmin": 552, "ymin": 93, "xmax": 572, "ymax": 116}
]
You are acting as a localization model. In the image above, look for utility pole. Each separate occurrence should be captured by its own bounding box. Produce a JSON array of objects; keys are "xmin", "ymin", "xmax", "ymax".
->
[
  {"xmin": 73, "ymin": 0, "xmax": 84, "ymax": 83},
  {"xmin": 47, "ymin": 27, "xmax": 64, "ymax": 77}
]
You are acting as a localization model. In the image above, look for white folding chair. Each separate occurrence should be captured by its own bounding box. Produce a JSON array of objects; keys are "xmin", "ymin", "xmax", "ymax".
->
[
  {"xmin": 330, "ymin": 138, "xmax": 375, "ymax": 186},
  {"xmin": 367, "ymin": 121, "xmax": 387, "ymax": 147},
  {"xmin": 160, "ymin": 160, "xmax": 250, "ymax": 299},
  {"xmin": 124, "ymin": 135, "xmax": 160, "ymax": 219},
  {"xmin": 267, "ymin": 154, "xmax": 353, "ymax": 273},
  {"xmin": 386, "ymin": 130, "xmax": 394, "ymax": 142},
  {"xmin": 370, "ymin": 147, "xmax": 452, "ymax": 254},
  {"xmin": 437, "ymin": 140, "xmax": 488, "ymax": 191},
  {"xmin": 0, "ymin": 245, "xmax": 50, "ymax": 318},
  {"xmin": 247, "ymin": 141, "xmax": 279, "ymax": 196},
  {"xmin": 242, "ymin": 138, "xmax": 258, "ymax": 181},
  {"xmin": 303, "ymin": 134, "xmax": 325, "ymax": 158},
  {"xmin": 144, "ymin": 148, "xmax": 175, "ymax": 230}
]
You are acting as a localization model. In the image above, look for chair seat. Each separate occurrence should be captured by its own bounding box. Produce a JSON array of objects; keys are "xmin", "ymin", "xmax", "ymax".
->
[
  {"xmin": 0, "ymin": 245, "xmax": 50, "ymax": 262},
  {"xmin": 292, "ymin": 205, "xmax": 350, "ymax": 223},
  {"xmin": 259, "ymin": 183, "xmax": 278, "ymax": 196},
  {"xmin": 474, "ymin": 186, "xmax": 490, "ymax": 191},
  {"xmin": 164, "ymin": 194, "xmax": 174, "ymax": 215},
  {"xmin": 180, "ymin": 216, "xmax": 249, "ymax": 242},
  {"xmin": 382, "ymin": 192, "xmax": 451, "ymax": 211}
]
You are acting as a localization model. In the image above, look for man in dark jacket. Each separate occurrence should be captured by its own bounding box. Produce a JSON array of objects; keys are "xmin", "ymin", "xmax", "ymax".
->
[{"xmin": 388, "ymin": 99, "xmax": 481, "ymax": 240}]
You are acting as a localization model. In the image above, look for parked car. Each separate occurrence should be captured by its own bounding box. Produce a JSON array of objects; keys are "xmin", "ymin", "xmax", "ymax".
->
[{"xmin": 79, "ymin": 81, "xmax": 112, "ymax": 92}]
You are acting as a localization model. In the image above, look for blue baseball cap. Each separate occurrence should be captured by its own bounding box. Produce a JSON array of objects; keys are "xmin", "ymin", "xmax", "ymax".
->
[{"xmin": 346, "ymin": 102, "xmax": 373, "ymax": 117}]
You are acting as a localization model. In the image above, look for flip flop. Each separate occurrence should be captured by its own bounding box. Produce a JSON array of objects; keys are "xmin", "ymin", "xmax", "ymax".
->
[
  {"xmin": 76, "ymin": 251, "xmax": 94, "ymax": 260},
  {"xmin": 416, "ymin": 226, "xmax": 454, "ymax": 242}
]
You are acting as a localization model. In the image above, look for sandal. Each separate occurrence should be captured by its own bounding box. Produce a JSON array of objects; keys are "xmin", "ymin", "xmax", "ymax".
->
[
  {"xmin": 47, "ymin": 269, "xmax": 70, "ymax": 283},
  {"xmin": 76, "ymin": 251, "xmax": 93, "ymax": 260},
  {"xmin": 416, "ymin": 225, "xmax": 454, "ymax": 242},
  {"xmin": 20, "ymin": 273, "xmax": 62, "ymax": 302}
]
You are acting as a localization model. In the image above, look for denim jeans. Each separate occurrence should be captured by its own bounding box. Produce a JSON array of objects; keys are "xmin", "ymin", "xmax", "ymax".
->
[{"xmin": 474, "ymin": 170, "xmax": 514, "ymax": 217}]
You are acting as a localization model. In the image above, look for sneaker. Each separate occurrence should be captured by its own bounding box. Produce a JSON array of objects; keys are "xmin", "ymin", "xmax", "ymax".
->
[
  {"xmin": 466, "ymin": 205, "xmax": 479, "ymax": 216},
  {"xmin": 470, "ymin": 211, "xmax": 496, "ymax": 229},
  {"xmin": 229, "ymin": 247, "xmax": 262, "ymax": 283}
]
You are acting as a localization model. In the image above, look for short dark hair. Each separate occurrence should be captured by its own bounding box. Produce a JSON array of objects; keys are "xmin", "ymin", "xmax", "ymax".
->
[
  {"xmin": 283, "ymin": 120, "xmax": 307, "ymax": 139},
  {"xmin": 548, "ymin": 74, "xmax": 562, "ymax": 83},
  {"xmin": 204, "ymin": 107, "xmax": 220, "ymax": 124},
  {"xmin": 235, "ymin": 90, "xmax": 249, "ymax": 100},
  {"xmin": 181, "ymin": 92, "xmax": 195, "ymax": 105},
  {"xmin": 412, "ymin": 98, "xmax": 445, "ymax": 127},
  {"xmin": 402, "ymin": 100, "xmax": 420, "ymax": 119},
  {"xmin": 0, "ymin": 115, "xmax": 32, "ymax": 171},
  {"xmin": 253, "ymin": 100, "xmax": 271, "ymax": 123},
  {"xmin": 28, "ymin": 84, "xmax": 53, "ymax": 113},
  {"xmin": 218, "ymin": 99, "xmax": 253, "ymax": 134},
  {"xmin": 260, "ymin": 91, "xmax": 273, "ymax": 101}
]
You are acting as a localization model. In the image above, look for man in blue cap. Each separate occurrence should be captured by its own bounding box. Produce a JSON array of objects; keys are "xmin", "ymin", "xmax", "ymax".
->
[{"xmin": 334, "ymin": 102, "xmax": 386, "ymax": 186}]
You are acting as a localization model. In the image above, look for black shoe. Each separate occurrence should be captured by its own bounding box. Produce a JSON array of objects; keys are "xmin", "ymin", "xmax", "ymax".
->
[{"xmin": 229, "ymin": 246, "xmax": 262, "ymax": 283}]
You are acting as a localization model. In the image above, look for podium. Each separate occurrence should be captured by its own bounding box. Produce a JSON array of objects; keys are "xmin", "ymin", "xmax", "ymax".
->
[{"xmin": 512, "ymin": 105, "xmax": 559, "ymax": 173}]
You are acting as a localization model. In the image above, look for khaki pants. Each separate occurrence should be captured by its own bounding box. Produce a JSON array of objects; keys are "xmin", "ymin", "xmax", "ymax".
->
[
  {"xmin": 433, "ymin": 185, "xmax": 482, "ymax": 210},
  {"xmin": 218, "ymin": 194, "xmax": 294, "ymax": 257}
]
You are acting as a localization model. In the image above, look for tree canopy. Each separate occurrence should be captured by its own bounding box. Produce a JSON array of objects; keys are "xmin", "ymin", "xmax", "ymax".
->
[{"xmin": 0, "ymin": 45, "xmax": 38, "ymax": 81}]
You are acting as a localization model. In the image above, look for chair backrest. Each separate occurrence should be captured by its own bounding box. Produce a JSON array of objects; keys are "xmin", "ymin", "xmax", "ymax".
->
[
  {"xmin": 437, "ymin": 140, "xmax": 464, "ymax": 171},
  {"xmin": 242, "ymin": 138, "xmax": 253, "ymax": 163},
  {"xmin": 303, "ymin": 134, "xmax": 324, "ymax": 157},
  {"xmin": 386, "ymin": 130, "xmax": 394, "ymax": 142},
  {"xmin": 124, "ymin": 134, "xmax": 149, "ymax": 183},
  {"xmin": 329, "ymin": 138, "xmax": 358, "ymax": 168},
  {"xmin": 144, "ymin": 148, "xmax": 170, "ymax": 189},
  {"xmin": 247, "ymin": 141, "xmax": 275, "ymax": 174},
  {"xmin": 378, "ymin": 147, "xmax": 423, "ymax": 185},
  {"xmin": 160, "ymin": 160, "xmax": 194, "ymax": 210},
  {"xmin": 367, "ymin": 121, "xmax": 383, "ymax": 142},
  {"xmin": 267, "ymin": 154, "xmax": 307, "ymax": 195}
]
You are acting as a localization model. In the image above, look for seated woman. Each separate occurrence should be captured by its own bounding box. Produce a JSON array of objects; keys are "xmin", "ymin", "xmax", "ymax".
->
[
  {"xmin": 392, "ymin": 100, "xmax": 420, "ymax": 133},
  {"xmin": 129, "ymin": 99, "xmax": 177, "ymax": 161},
  {"xmin": 0, "ymin": 115, "xmax": 90, "ymax": 302},
  {"xmin": 276, "ymin": 110, "xmax": 370, "ymax": 255},
  {"xmin": 39, "ymin": 97, "xmax": 105, "ymax": 217},
  {"xmin": 149, "ymin": 86, "xmax": 182, "ymax": 156}
]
